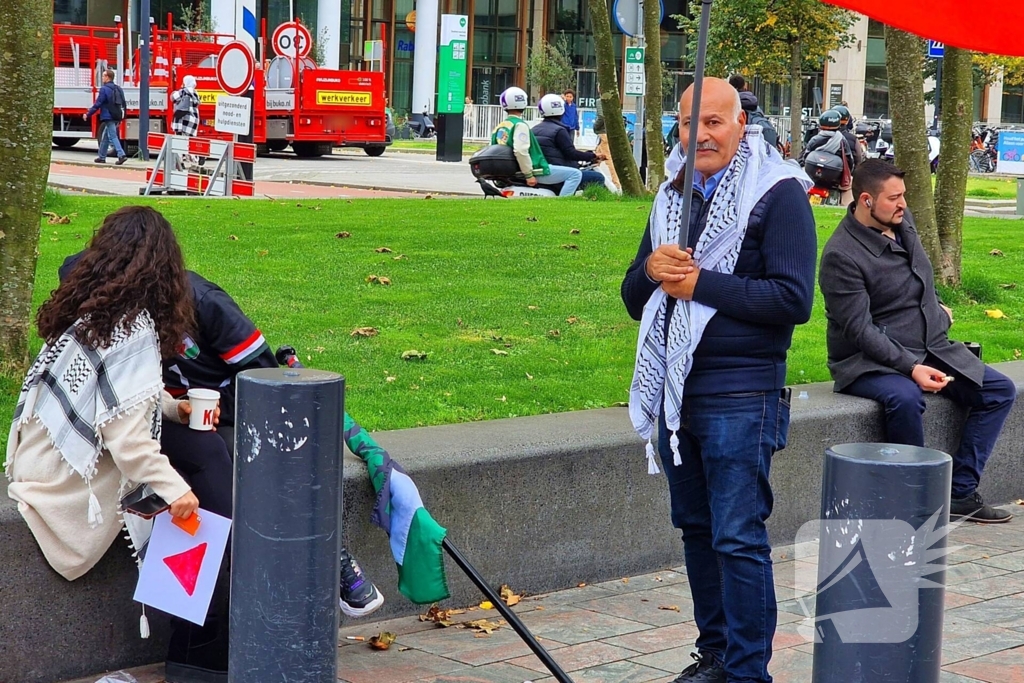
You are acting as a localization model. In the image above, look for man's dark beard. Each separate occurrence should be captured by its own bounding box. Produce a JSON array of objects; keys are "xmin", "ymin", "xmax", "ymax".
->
[{"xmin": 869, "ymin": 205, "xmax": 903, "ymax": 229}]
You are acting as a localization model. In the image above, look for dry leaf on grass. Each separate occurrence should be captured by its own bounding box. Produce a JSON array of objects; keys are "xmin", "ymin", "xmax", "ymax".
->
[
  {"xmin": 42, "ymin": 211, "xmax": 72, "ymax": 225},
  {"xmin": 566, "ymin": 316, "xmax": 579, "ymax": 324},
  {"xmin": 562, "ymin": 244, "xmax": 579, "ymax": 250},
  {"xmin": 351, "ymin": 327, "xmax": 379, "ymax": 337},
  {"xmin": 402, "ymin": 350, "xmax": 428, "ymax": 361},
  {"xmin": 500, "ymin": 584, "xmax": 522, "ymax": 607},
  {"xmin": 570, "ymin": 229, "xmax": 580, "ymax": 234},
  {"xmin": 228, "ymin": 235, "xmax": 239, "ymax": 241},
  {"xmin": 378, "ymin": 277, "xmax": 392, "ymax": 286},
  {"xmin": 336, "ymin": 231, "xmax": 351, "ymax": 238},
  {"xmin": 1000, "ymin": 283, "xmax": 1017, "ymax": 290},
  {"xmin": 525, "ymin": 372, "xmax": 534, "ymax": 380},
  {"xmin": 375, "ymin": 247, "xmax": 393, "ymax": 253},
  {"xmin": 1015, "ymin": 349, "xmax": 1022, "ymax": 360},
  {"xmin": 990, "ymin": 249, "xmax": 1005, "ymax": 257},
  {"xmin": 548, "ymin": 330, "xmax": 561, "ymax": 338},
  {"xmin": 985, "ymin": 309, "xmax": 1009, "ymax": 319},
  {"xmin": 393, "ymin": 254, "xmax": 408, "ymax": 260},
  {"xmin": 526, "ymin": 216, "xmax": 539, "ymax": 222},
  {"xmin": 368, "ymin": 631, "xmax": 397, "ymax": 650}
]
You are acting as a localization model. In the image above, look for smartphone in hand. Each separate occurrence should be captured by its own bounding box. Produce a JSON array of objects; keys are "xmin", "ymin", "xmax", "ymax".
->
[{"xmin": 120, "ymin": 483, "xmax": 169, "ymax": 519}]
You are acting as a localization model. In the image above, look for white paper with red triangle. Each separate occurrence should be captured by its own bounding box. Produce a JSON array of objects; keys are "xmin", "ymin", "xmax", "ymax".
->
[{"xmin": 133, "ymin": 508, "xmax": 232, "ymax": 625}]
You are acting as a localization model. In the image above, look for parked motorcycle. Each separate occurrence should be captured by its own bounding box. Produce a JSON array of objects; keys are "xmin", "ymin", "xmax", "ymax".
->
[{"xmin": 802, "ymin": 149, "xmax": 845, "ymax": 207}]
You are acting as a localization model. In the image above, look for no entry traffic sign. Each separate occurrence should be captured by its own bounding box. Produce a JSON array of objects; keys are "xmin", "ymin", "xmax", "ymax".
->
[
  {"xmin": 272, "ymin": 21, "xmax": 313, "ymax": 58},
  {"xmin": 216, "ymin": 41, "xmax": 255, "ymax": 96}
]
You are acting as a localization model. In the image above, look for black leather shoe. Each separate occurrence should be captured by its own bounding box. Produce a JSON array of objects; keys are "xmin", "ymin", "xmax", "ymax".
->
[
  {"xmin": 671, "ymin": 652, "xmax": 726, "ymax": 682},
  {"xmin": 951, "ymin": 492, "xmax": 1012, "ymax": 524}
]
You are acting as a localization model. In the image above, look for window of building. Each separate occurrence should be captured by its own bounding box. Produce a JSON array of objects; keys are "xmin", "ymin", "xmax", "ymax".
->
[
  {"xmin": 1003, "ymin": 85, "xmax": 1024, "ymax": 124},
  {"xmin": 863, "ymin": 18, "xmax": 888, "ymax": 117},
  {"xmin": 54, "ymin": 0, "xmax": 87, "ymax": 24},
  {"xmin": 472, "ymin": 0, "xmax": 522, "ymax": 104}
]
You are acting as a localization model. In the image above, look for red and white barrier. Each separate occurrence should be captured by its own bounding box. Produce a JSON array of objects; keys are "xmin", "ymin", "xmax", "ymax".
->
[{"xmin": 142, "ymin": 133, "xmax": 255, "ymax": 197}]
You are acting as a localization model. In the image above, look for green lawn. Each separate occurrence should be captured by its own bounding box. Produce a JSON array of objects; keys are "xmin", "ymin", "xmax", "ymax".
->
[
  {"xmin": 965, "ymin": 176, "xmax": 1017, "ymax": 199},
  {"xmin": 390, "ymin": 140, "xmax": 485, "ymax": 155},
  {"xmin": 2, "ymin": 194, "xmax": 1022, "ymax": 456}
]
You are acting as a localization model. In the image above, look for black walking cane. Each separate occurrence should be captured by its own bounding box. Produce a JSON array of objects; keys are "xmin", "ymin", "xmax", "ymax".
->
[{"xmin": 275, "ymin": 347, "xmax": 575, "ymax": 683}]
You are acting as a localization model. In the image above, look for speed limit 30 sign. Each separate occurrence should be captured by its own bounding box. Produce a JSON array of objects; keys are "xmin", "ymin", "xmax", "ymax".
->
[{"xmin": 272, "ymin": 21, "xmax": 312, "ymax": 58}]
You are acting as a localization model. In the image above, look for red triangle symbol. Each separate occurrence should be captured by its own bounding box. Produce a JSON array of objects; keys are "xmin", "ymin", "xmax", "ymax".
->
[{"xmin": 163, "ymin": 542, "xmax": 208, "ymax": 597}]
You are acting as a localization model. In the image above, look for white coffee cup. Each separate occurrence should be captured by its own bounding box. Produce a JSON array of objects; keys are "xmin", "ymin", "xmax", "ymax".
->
[{"xmin": 186, "ymin": 388, "xmax": 220, "ymax": 431}]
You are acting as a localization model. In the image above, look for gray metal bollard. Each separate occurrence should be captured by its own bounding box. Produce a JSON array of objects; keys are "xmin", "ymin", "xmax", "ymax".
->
[
  {"xmin": 811, "ymin": 443, "xmax": 952, "ymax": 683},
  {"xmin": 230, "ymin": 368, "xmax": 344, "ymax": 683}
]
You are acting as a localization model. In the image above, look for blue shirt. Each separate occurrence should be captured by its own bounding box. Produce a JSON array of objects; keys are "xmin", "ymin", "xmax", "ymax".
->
[
  {"xmin": 694, "ymin": 168, "xmax": 727, "ymax": 201},
  {"xmin": 562, "ymin": 103, "xmax": 579, "ymax": 132}
]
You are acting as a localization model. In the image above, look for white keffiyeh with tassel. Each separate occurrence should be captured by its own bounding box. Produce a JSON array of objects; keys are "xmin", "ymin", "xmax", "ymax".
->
[{"xmin": 629, "ymin": 126, "xmax": 811, "ymax": 474}]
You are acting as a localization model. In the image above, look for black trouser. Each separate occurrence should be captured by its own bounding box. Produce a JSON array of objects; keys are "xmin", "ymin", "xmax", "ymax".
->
[{"xmin": 161, "ymin": 421, "xmax": 234, "ymax": 673}]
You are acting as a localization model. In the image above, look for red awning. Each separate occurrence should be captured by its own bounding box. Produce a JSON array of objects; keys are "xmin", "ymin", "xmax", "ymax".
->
[{"xmin": 822, "ymin": 0, "xmax": 1024, "ymax": 57}]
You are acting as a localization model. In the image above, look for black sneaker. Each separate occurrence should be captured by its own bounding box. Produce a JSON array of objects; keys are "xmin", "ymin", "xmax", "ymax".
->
[
  {"xmin": 951, "ymin": 492, "xmax": 1012, "ymax": 524},
  {"xmin": 340, "ymin": 548, "xmax": 384, "ymax": 617},
  {"xmin": 93, "ymin": 157, "xmax": 106, "ymax": 163},
  {"xmin": 116, "ymin": 155, "xmax": 128, "ymax": 165},
  {"xmin": 672, "ymin": 652, "xmax": 726, "ymax": 682}
]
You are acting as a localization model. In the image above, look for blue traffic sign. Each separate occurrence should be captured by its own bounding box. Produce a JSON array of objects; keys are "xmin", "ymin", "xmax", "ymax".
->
[{"xmin": 928, "ymin": 40, "xmax": 944, "ymax": 59}]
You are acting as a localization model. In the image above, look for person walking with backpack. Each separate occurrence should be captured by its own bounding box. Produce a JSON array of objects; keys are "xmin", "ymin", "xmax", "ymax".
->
[{"xmin": 84, "ymin": 69, "xmax": 128, "ymax": 165}]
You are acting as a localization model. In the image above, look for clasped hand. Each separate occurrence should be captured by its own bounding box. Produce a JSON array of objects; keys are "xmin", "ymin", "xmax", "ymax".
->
[{"xmin": 646, "ymin": 245, "xmax": 700, "ymax": 300}]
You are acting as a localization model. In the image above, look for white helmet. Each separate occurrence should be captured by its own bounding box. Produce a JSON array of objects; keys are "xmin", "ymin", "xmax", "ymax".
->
[
  {"xmin": 538, "ymin": 93, "xmax": 566, "ymax": 118},
  {"xmin": 499, "ymin": 87, "xmax": 529, "ymax": 111}
]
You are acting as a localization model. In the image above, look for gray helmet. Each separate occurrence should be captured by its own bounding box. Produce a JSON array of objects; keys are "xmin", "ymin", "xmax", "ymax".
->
[{"xmin": 819, "ymin": 109, "xmax": 842, "ymax": 129}]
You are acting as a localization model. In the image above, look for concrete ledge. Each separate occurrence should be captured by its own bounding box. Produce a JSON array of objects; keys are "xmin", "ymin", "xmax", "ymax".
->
[{"xmin": 5, "ymin": 362, "xmax": 1024, "ymax": 682}]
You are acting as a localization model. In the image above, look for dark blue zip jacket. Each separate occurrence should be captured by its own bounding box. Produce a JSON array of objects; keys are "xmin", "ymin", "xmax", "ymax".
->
[
  {"xmin": 620, "ymin": 175, "xmax": 817, "ymax": 395},
  {"xmin": 86, "ymin": 82, "xmax": 120, "ymax": 122}
]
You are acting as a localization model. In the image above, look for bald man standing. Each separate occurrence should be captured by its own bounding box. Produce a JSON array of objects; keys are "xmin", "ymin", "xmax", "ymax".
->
[{"xmin": 621, "ymin": 79, "xmax": 817, "ymax": 683}]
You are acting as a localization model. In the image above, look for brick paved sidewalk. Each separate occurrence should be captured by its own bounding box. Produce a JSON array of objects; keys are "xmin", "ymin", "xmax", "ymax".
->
[{"xmin": 68, "ymin": 504, "xmax": 1024, "ymax": 683}]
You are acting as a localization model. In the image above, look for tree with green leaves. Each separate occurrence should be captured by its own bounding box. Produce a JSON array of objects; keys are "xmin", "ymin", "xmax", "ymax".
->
[
  {"xmin": 0, "ymin": 1, "xmax": 52, "ymax": 370},
  {"xmin": 884, "ymin": 27, "xmax": 940, "ymax": 266},
  {"xmin": 526, "ymin": 35, "xmax": 576, "ymax": 96},
  {"xmin": 676, "ymin": 0, "xmax": 855, "ymax": 159},
  {"xmin": 588, "ymin": 0, "xmax": 646, "ymax": 196},
  {"xmin": 643, "ymin": 0, "xmax": 666, "ymax": 188}
]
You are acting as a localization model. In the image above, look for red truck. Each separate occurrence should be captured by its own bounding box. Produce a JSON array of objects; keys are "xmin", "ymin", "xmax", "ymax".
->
[{"xmin": 52, "ymin": 19, "xmax": 390, "ymax": 158}]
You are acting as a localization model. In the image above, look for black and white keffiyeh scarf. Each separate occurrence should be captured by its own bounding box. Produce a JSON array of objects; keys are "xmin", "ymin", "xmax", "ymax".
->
[
  {"xmin": 629, "ymin": 126, "xmax": 811, "ymax": 474},
  {"xmin": 6, "ymin": 311, "xmax": 164, "ymax": 527}
]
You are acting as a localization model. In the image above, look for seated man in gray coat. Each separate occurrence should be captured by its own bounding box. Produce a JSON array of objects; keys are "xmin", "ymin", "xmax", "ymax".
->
[{"xmin": 819, "ymin": 159, "xmax": 1016, "ymax": 523}]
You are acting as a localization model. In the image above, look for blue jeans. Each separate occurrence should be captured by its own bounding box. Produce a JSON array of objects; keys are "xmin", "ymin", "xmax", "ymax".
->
[
  {"xmin": 97, "ymin": 120, "xmax": 125, "ymax": 160},
  {"xmin": 842, "ymin": 360, "xmax": 1015, "ymax": 498},
  {"xmin": 658, "ymin": 390, "xmax": 790, "ymax": 683},
  {"xmin": 536, "ymin": 164, "xmax": 583, "ymax": 196}
]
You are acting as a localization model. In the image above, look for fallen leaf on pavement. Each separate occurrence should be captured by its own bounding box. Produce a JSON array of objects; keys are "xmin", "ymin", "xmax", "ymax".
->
[
  {"xmin": 500, "ymin": 584, "xmax": 522, "ymax": 607},
  {"xmin": 351, "ymin": 327, "xmax": 379, "ymax": 337},
  {"xmin": 479, "ymin": 600, "xmax": 494, "ymax": 610},
  {"xmin": 463, "ymin": 619, "xmax": 503, "ymax": 634},
  {"xmin": 658, "ymin": 605, "xmax": 681, "ymax": 612},
  {"xmin": 985, "ymin": 309, "xmax": 1009, "ymax": 319},
  {"xmin": 369, "ymin": 631, "xmax": 396, "ymax": 650},
  {"xmin": 420, "ymin": 605, "xmax": 465, "ymax": 626}
]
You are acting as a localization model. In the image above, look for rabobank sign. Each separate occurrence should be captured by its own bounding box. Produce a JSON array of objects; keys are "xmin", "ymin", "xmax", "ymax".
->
[{"xmin": 397, "ymin": 39, "xmax": 414, "ymax": 54}]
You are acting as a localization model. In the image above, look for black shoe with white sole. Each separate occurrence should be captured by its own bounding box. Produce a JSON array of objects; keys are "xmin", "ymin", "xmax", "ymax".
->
[
  {"xmin": 340, "ymin": 548, "xmax": 385, "ymax": 617},
  {"xmin": 671, "ymin": 652, "xmax": 726, "ymax": 683},
  {"xmin": 951, "ymin": 491, "xmax": 1012, "ymax": 524}
]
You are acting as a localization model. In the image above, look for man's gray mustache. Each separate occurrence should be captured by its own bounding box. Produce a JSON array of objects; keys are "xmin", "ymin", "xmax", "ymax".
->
[{"xmin": 696, "ymin": 142, "xmax": 719, "ymax": 151}]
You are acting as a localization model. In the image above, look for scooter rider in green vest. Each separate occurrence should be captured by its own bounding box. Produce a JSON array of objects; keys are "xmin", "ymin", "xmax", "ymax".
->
[{"xmin": 492, "ymin": 87, "xmax": 582, "ymax": 196}]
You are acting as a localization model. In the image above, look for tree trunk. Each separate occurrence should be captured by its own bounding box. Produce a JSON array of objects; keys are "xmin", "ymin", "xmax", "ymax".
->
[
  {"xmin": 643, "ymin": 0, "xmax": 665, "ymax": 189},
  {"xmin": 789, "ymin": 39, "xmax": 803, "ymax": 161},
  {"xmin": 933, "ymin": 46, "xmax": 972, "ymax": 287},
  {"xmin": 0, "ymin": 2, "xmax": 52, "ymax": 371},
  {"xmin": 588, "ymin": 0, "xmax": 645, "ymax": 196},
  {"xmin": 884, "ymin": 27, "xmax": 940, "ymax": 265}
]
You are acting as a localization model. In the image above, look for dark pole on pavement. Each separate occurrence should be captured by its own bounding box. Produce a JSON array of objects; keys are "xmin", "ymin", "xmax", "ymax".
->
[
  {"xmin": 139, "ymin": 5, "xmax": 151, "ymax": 161},
  {"xmin": 676, "ymin": 0, "xmax": 713, "ymax": 247},
  {"xmin": 230, "ymin": 368, "xmax": 345, "ymax": 682},
  {"xmin": 933, "ymin": 58, "xmax": 943, "ymax": 132},
  {"xmin": 811, "ymin": 443, "xmax": 950, "ymax": 683},
  {"xmin": 443, "ymin": 538, "xmax": 574, "ymax": 683}
]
